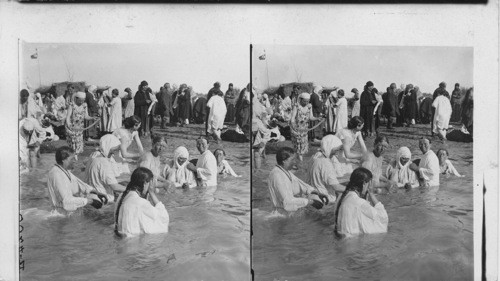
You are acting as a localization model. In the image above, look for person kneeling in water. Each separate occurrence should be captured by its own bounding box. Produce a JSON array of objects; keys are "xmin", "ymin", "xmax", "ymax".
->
[
  {"xmin": 114, "ymin": 167, "xmax": 169, "ymax": 237},
  {"xmin": 335, "ymin": 167, "xmax": 388, "ymax": 237},
  {"xmin": 214, "ymin": 148, "xmax": 241, "ymax": 178},
  {"xmin": 268, "ymin": 147, "xmax": 329, "ymax": 215},
  {"xmin": 47, "ymin": 146, "xmax": 108, "ymax": 215}
]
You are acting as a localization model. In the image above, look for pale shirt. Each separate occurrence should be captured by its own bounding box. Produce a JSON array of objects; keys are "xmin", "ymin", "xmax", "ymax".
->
[
  {"xmin": 418, "ymin": 150, "xmax": 440, "ymax": 186},
  {"xmin": 268, "ymin": 165, "xmax": 315, "ymax": 214},
  {"xmin": 218, "ymin": 160, "xmax": 239, "ymax": 177},
  {"xmin": 139, "ymin": 151, "xmax": 162, "ymax": 187},
  {"xmin": 361, "ymin": 152, "xmax": 384, "ymax": 186},
  {"xmin": 196, "ymin": 150, "xmax": 218, "ymax": 186},
  {"xmin": 207, "ymin": 95, "xmax": 227, "ymax": 133},
  {"xmin": 107, "ymin": 97, "xmax": 123, "ymax": 132},
  {"xmin": 85, "ymin": 156, "xmax": 119, "ymax": 202},
  {"xmin": 337, "ymin": 191, "xmax": 388, "ymax": 237},
  {"xmin": 115, "ymin": 192, "xmax": 169, "ymax": 236},
  {"xmin": 307, "ymin": 157, "xmax": 340, "ymax": 203},
  {"xmin": 47, "ymin": 165, "xmax": 93, "ymax": 212},
  {"xmin": 440, "ymin": 159, "xmax": 462, "ymax": 177}
]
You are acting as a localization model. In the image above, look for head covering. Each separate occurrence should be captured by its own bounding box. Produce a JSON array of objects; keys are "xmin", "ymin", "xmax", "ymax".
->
[
  {"xmin": 75, "ymin": 91, "xmax": 86, "ymax": 99},
  {"xmin": 299, "ymin": 92, "xmax": 310, "ymax": 100},
  {"xmin": 22, "ymin": 119, "xmax": 35, "ymax": 131},
  {"xmin": 99, "ymin": 134, "xmax": 121, "ymax": 157},
  {"xmin": 318, "ymin": 135, "xmax": 343, "ymax": 158},
  {"xmin": 391, "ymin": 146, "xmax": 416, "ymax": 185},
  {"xmin": 366, "ymin": 81, "xmax": 374, "ymax": 87},
  {"xmin": 140, "ymin": 81, "xmax": 148, "ymax": 87},
  {"xmin": 88, "ymin": 85, "xmax": 97, "ymax": 94},
  {"xmin": 171, "ymin": 146, "xmax": 193, "ymax": 185},
  {"xmin": 313, "ymin": 85, "xmax": 323, "ymax": 95}
]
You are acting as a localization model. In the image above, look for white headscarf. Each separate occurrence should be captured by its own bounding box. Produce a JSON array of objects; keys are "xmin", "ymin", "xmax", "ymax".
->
[
  {"xmin": 99, "ymin": 134, "xmax": 121, "ymax": 157},
  {"xmin": 394, "ymin": 146, "xmax": 416, "ymax": 184},
  {"xmin": 313, "ymin": 85, "xmax": 323, "ymax": 95},
  {"xmin": 299, "ymin": 92, "xmax": 310, "ymax": 100},
  {"xmin": 172, "ymin": 146, "xmax": 193, "ymax": 185},
  {"xmin": 313, "ymin": 135, "xmax": 343, "ymax": 159},
  {"xmin": 75, "ymin": 91, "xmax": 86, "ymax": 99},
  {"xmin": 88, "ymin": 85, "xmax": 97, "ymax": 94}
]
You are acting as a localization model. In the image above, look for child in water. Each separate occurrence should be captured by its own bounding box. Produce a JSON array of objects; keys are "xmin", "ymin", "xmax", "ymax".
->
[
  {"xmin": 437, "ymin": 149, "xmax": 464, "ymax": 177},
  {"xmin": 214, "ymin": 149, "xmax": 241, "ymax": 178}
]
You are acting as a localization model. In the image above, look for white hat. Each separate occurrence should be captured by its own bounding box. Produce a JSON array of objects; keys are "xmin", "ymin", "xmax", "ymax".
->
[
  {"xmin": 75, "ymin": 91, "xmax": 86, "ymax": 99},
  {"xmin": 299, "ymin": 92, "xmax": 311, "ymax": 100},
  {"xmin": 87, "ymin": 85, "xmax": 97, "ymax": 94}
]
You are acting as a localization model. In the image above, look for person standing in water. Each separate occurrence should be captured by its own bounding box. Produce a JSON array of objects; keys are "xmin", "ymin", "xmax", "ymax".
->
[
  {"xmin": 335, "ymin": 167, "xmax": 388, "ymax": 237},
  {"xmin": 268, "ymin": 147, "xmax": 329, "ymax": 215},
  {"xmin": 186, "ymin": 138, "xmax": 218, "ymax": 187},
  {"xmin": 361, "ymin": 136, "xmax": 398, "ymax": 193},
  {"xmin": 47, "ymin": 146, "xmax": 108, "ymax": 214},
  {"xmin": 139, "ymin": 135, "xmax": 172, "ymax": 190},
  {"xmin": 114, "ymin": 167, "xmax": 169, "ymax": 237}
]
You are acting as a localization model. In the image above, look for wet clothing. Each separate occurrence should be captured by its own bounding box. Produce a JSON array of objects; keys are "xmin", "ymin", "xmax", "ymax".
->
[
  {"xmin": 115, "ymin": 191, "xmax": 169, "ymax": 236},
  {"xmin": 440, "ymin": 159, "xmax": 462, "ymax": 177},
  {"xmin": 418, "ymin": 150, "xmax": 440, "ymax": 186},
  {"xmin": 164, "ymin": 146, "xmax": 196, "ymax": 188},
  {"xmin": 85, "ymin": 155, "xmax": 119, "ymax": 203},
  {"xmin": 361, "ymin": 152, "xmax": 384, "ymax": 186},
  {"xmin": 337, "ymin": 191, "xmax": 388, "ymax": 237},
  {"xmin": 218, "ymin": 160, "xmax": 239, "ymax": 177},
  {"xmin": 47, "ymin": 165, "xmax": 93, "ymax": 212},
  {"xmin": 139, "ymin": 151, "xmax": 163, "ymax": 188},
  {"xmin": 386, "ymin": 147, "xmax": 418, "ymax": 187},
  {"xmin": 307, "ymin": 155, "xmax": 341, "ymax": 203},
  {"xmin": 196, "ymin": 150, "xmax": 218, "ymax": 186},
  {"xmin": 268, "ymin": 165, "xmax": 315, "ymax": 213}
]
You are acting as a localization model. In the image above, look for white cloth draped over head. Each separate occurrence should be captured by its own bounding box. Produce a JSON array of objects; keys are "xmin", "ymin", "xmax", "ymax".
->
[
  {"xmin": 395, "ymin": 146, "xmax": 413, "ymax": 181},
  {"xmin": 88, "ymin": 85, "xmax": 97, "ymax": 94},
  {"xmin": 313, "ymin": 85, "xmax": 323, "ymax": 95},
  {"xmin": 75, "ymin": 91, "xmax": 86, "ymax": 99},
  {"xmin": 299, "ymin": 92, "xmax": 310, "ymax": 100},
  {"xmin": 314, "ymin": 135, "xmax": 343, "ymax": 159},
  {"xmin": 100, "ymin": 134, "xmax": 121, "ymax": 157},
  {"xmin": 168, "ymin": 146, "xmax": 194, "ymax": 186}
]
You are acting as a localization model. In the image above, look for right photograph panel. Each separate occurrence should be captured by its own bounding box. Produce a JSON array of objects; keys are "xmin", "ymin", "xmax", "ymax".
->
[{"xmin": 251, "ymin": 45, "xmax": 473, "ymax": 280}]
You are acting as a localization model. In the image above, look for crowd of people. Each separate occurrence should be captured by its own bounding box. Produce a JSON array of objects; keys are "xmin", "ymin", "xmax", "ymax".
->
[
  {"xmin": 262, "ymin": 80, "xmax": 471, "ymax": 238},
  {"xmin": 19, "ymin": 80, "xmax": 252, "ymax": 172},
  {"xmin": 19, "ymin": 80, "xmax": 246, "ymax": 237}
]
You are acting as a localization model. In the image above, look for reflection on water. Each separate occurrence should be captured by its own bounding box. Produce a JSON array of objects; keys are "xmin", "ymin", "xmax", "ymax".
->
[
  {"xmin": 252, "ymin": 140, "xmax": 473, "ymax": 281},
  {"xmin": 20, "ymin": 140, "xmax": 250, "ymax": 281}
]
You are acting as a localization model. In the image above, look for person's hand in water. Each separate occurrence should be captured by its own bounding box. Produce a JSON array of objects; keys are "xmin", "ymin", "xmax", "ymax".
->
[
  {"xmin": 90, "ymin": 191, "xmax": 109, "ymax": 205},
  {"xmin": 182, "ymin": 183, "xmax": 190, "ymax": 189},
  {"xmin": 89, "ymin": 198, "xmax": 103, "ymax": 209},
  {"xmin": 388, "ymin": 181, "xmax": 399, "ymax": 193},
  {"xmin": 311, "ymin": 191, "xmax": 329, "ymax": 205},
  {"xmin": 404, "ymin": 183, "xmax": 412, "ymax": 190}
]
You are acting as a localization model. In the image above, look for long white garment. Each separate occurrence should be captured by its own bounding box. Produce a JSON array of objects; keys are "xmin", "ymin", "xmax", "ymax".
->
[
  {"xmin": 337, "ymin": 191, "xmax": 388, "ymax": 237},
  {"xmin": 307, "ymin": 157, "xmax": 340, "ymax": 203},
  {"xmin": 139, "ymin": 151, "xmax": 163, "ymax": 187},
  {"xmin": 47, "ymin": 165, "xmax": 94, "ymax": 212},
  {"xmin": 268, "ymin": 165, "xmax": 315, "ymax": 213},
  {"xmin": 441, "ymin": 159, "xmax": 462, "ymax": 177},
  {"xmin": 218, "ymin": 160, "xmax": 239, "ymax": 177},
  {"xmin": 333, "ymin": 97, "xmax": 348, "ymax": 132},
  {"xmin": 351, "ymin": 99, "xmax": 361, "ymax": 117},
  {"xmin": 53, "ymin": 95, "xmax": 68, "ymax": 121},
  {"xmin": 85, "ymin": 156, "xmax": 119, "ymax": 202},
  {"xmin": 196, "ymin": 150, "xmax": 218, "ymax": 186},
  {"xmin": 207, "ymin": 95, "xmax": 227, "ymax": 135},
  {"xmin": 164, "ymin": 146, "xmax": 196, "ymax": 188},
  {"xmin": 385, "ymin": 147, "xmax": 418, "ymax": 187},
  {"xmin": 107, "ymin": 97, "xmax": 123, "ymax": 132},
  {"xmin": 115, "ymin": 192, "xmax": 169, "ymax": 236},
  {"xmin": 418, "ymin": 150, "xmax": 440, "ymax": 186},
  {"xmin": 432, "ymin": 95, "xmax": 452, "ymax": 134}
]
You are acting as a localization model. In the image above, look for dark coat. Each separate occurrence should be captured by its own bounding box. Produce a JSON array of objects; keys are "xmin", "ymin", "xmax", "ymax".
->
[
  {"xmin": 176, "ymin": 91, "xmax": 191, "ymax": 120},
  {"xmin": 381, "ymin": 88, "xmax": 398, "ymax": 117},
  {"xmin": 134, "ymin": 90, "xmax": 151, "ymax": 132},
  {"xmin": 156, "ymin": 88, "xmax": 173, "ymax": 116},
  {"xmin": 310, "ymin": 92, "xmax": 322, "ymax": 117},
  {"xmin": 85, "ymin": 92, "xmax": 99, "ymax": 115}
]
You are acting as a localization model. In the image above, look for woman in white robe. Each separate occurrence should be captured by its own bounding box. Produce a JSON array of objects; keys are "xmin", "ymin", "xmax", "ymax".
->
[
  {"xmin": 385, "ymin": 146, "xmax": 419, "ymax": 188},
  {"xmin": 206, "ymin": 93, "xmax": 227, "ymax": 140},
  {"xmin": 335, "ymin": 167, "xmax": 388, "ymax": 237},
  {"xmin": 214, "ymin": 149, "xmax": 241, "ymax": 178},
  {"xmin": 107, "ymin": 89, "xmax": 123, "ymax": 133},
  {"xmin": 432, "ymin": 93, "xmax": 452, "ymax": 140},
  {"xmin": 164, "ymin": 146, "xmax": 197, "ymax": 188},
  {"xmin": 335, "ymin": 116, "xmax": 367, "ymax": 176},
  {"xmin": 307, "ymin": 135, "xmax": 346, "ymax": 203},
  {"xmin": 333, "ymin": 90, "xmax": 348, "ymax": 133},
  {"xmin": 115, "ymin": 167, "xmax": 169, "ymax": 237}
]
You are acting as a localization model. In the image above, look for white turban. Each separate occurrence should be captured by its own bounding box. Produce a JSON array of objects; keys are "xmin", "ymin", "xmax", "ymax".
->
[
  {"xmin": 87, "ymin": 85, "xmax": 97, "ymax": 94},
  {"xmin": 299, "ymin": 92, "xmax": 310, "ymax": 100},
  {"xmin": 396, "ymin": 147, "xmax": 412, "ymax": 167},
  {"xmin": 75, "ymin": 91, "xmax": 86, "ymax": 99},
  {"xmin": 99, "ymin": 134, "xmax": 121, "ymax": 157},
  {"xmin": 313, "ymin": 85, "xmax": 323, "ymax": 95},
  {"xmin": 22, "ymin": 119, "xmax": 35, "ymax": 131}
]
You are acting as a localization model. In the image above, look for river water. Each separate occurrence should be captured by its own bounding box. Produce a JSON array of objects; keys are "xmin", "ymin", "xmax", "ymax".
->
[
  {"xmin": 252, "ymin": 138, "xmax": 473, "ymax": 281},
  {"xmin": 20, "ymin": 137, "xmax": 250, "ymax": 281}
]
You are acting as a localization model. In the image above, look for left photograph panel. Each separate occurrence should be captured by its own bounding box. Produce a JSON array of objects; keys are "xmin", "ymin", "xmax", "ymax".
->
[{"xmin": 18, "ymin": 42, "xmax": 251, "ymax": 280}]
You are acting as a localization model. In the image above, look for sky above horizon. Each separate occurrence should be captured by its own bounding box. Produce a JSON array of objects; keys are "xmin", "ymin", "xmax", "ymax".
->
[
  {"xmin": 21, "ymin": 43, "xmax": 249, "ymax": 95},
  {"xmin": 252, "ymin": 45, "xmax": 473, "ymax": 96}
]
